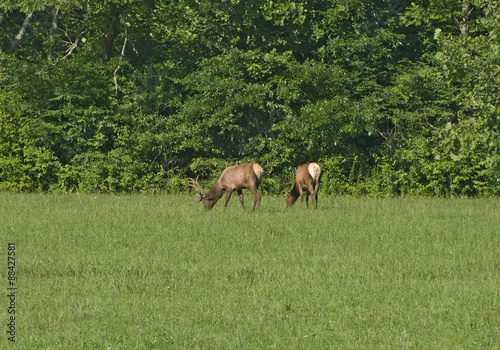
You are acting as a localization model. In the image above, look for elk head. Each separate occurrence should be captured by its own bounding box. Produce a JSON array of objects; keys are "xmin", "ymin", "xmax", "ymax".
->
[{"xmin": 188, "ymin": 175, "xmax": 218, "ymax": 210}]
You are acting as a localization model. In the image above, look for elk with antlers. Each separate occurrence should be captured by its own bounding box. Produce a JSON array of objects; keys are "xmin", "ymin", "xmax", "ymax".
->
[
  {"xmin": 188, "ymin": 163, "xmax": 264, "ymax": 211},
  {"xmin": 286, "ymin": 162, "xmax": 322, "ymax": 209}
]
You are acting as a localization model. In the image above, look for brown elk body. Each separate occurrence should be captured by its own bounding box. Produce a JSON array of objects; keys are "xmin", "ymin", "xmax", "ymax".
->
[
  {"xmin": 189, "ymin": 163, "xmax": 263, "ymax": 211},
  {"xmin": 286, "ymin": 163, "xmax": 322, "ymax": 208}
]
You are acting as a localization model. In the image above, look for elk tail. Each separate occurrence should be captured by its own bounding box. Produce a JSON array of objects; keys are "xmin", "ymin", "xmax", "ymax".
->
[{"xmin": 253, "ymin": 163, "xmax": 264, "ymax": 182}]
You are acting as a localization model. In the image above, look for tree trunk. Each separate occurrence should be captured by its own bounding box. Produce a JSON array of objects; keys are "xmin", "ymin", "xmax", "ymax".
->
[
  {"xmin": 102, "ymin": 6, "xmax": 120, "ymax": 62},
  {"xmin": 451, "ymin": 4, "xmax": 473, "ymax": 37},
  {"xmin": 8, "ymin": 11, "xmax": 35, "ymax": 53},
  {"xmin": 48, "ymin": 9, "xmax": 61, "ymax": 61}
]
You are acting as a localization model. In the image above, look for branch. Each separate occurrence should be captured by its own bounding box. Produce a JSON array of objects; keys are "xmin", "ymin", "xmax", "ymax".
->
[
  {"xmin": 36, "ymin": 28, "xmax": 88, "ymax": 75},
  {"xmin": 113, "ymin": 14, "xmax": 138, "ymax": 97},
  {"xmin": 378, "ymin": 130, "xmax": 389, "ymax": 142},
  {"xmin": 59, "ymin": 37, "xmax": 81, "ymax": 62},
  {"xmin": 424, "ymin": 109, "xmax": 439, "ymax": 130},
  {"xmin": 377, "ymin": 127, "xmax": 398, "ymax": 144},
  {"xmin": 8, "ymin": 11, "xmax": 35, "ymax": 53},
  {"xmin": 113, "ymin": 35, "xmax": 127, "ymax": 97},
  {"xmin": 0, "ymin": 83, "xmax": 18, "ymax": 89}
]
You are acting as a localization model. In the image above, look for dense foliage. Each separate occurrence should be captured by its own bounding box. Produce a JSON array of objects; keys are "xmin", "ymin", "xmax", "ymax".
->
[{"xmin": 1, "ymin": 0, "xmax": 499, "ymax": 195}]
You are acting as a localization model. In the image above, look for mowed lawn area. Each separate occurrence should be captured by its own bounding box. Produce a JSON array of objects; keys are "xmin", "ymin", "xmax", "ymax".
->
[{"xmin": 1, "ymin": 193, "xmax": 499, "ymax": 349}]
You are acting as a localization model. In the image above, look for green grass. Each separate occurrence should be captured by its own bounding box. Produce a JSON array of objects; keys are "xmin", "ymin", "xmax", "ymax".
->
[{"xmin": 1, "ymin": 193, "xmax": 500, "ymax": 349}]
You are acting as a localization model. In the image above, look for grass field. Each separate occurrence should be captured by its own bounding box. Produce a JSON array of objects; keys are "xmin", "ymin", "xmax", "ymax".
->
[{"xmin": 1, "ymin": 193, "xmax": 499, "ymax": 349}]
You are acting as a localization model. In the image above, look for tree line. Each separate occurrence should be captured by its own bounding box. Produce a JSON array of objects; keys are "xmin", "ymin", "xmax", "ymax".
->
[{"xmin": 1, "ymin": 0, "xmax": 499, "ymax": 196}]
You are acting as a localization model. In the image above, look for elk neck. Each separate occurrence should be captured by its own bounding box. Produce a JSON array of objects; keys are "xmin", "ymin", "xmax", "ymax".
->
[
  {"xmin": 207, "ymin": 181, "xmax": 225, "ymax": 201},
  {"xmin": 288, "ymin": 182, "xmax": 301, "ymax": 201}
]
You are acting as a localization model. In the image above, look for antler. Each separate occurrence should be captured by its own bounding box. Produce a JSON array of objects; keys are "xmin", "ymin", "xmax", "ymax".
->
[{"xmin": 188, "ymin": 175, "xmax": 205, "ymax": 202}]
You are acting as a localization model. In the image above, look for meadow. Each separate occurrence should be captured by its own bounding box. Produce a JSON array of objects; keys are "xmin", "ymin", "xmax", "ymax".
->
[{"xmin": 1, "ymin": 193, "xmax": 499, "ymax": 349}]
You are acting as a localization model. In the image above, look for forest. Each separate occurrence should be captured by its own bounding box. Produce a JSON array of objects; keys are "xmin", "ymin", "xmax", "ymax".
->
[{"xmin": 0, "ymin": 0, "xmax": 499, "ymax": 196}]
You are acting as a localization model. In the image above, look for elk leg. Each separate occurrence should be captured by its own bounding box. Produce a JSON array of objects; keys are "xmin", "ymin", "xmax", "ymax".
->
[
  {"xmin": 314, "ymin": 180, "xmax": 320, "ymax": 208},
  {"xmin": 312, "ymin": 191, "xmax": 317, "ymax": 208},
  {"xmin": 250, "ymin": 187, "xmax": 261, "ymax": 211},
  {"xmin": 237, "ymin": 189, "xmax": 245, "ymax": 210},
  {"xmin": 224, "ymin": 189, "xmax": 234, "ymax": 208},
  {"xmin": 305, "ymin": 184, "xmax": 315, "ymax": 209}
]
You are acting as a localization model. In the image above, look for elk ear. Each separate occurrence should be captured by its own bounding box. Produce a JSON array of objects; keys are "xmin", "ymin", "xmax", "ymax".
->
[{"xmin": 285, "ymin": 190, "xmax": 290, "ymax": 195}]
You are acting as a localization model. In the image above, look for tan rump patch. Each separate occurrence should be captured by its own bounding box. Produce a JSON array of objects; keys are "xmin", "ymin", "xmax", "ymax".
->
[
  {"xmin": 307, "ymin": 163, "xmax": 321, "ymax": 182},
  {"xmin": 253, "ymin": 163, "xmax": 264, "ymax": 180}
]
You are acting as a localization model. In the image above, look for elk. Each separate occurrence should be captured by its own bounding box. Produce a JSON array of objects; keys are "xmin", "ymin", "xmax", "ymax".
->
[
  {"xmin": 286, "ymin": 162, "xmax": 322, "ymax": 209},
  {"xmin": 188, "ymin": 163, "xmax": 263, "ymax": 211}
]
